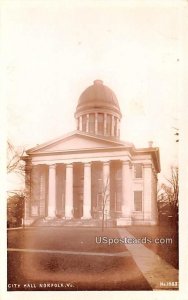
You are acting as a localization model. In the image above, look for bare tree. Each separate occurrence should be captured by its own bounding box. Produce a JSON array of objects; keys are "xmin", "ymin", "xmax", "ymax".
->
[
  {"xmin": 158, "ymin": 166, "xmax": 179, "ymax": 222},
  {"xmin": 7, "ymin": 140, "xmax": 26, "ymax": 227},
  {"xmin": 101, "ymin": 177, "xmax": 110, "ymax": 232},
  {"xmin": 7, "ymin": 140, "xmax": 25, "ymax": 176}
]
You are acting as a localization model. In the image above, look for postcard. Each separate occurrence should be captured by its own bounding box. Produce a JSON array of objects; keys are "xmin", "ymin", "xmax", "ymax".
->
[{"xmin": 1, "ymin": 0, "xmax": 188, "ymax": 300}]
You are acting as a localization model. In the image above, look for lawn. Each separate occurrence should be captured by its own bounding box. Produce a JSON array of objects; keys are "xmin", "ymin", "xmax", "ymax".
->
[{"xmin": 7, "ymin": 227, "xmax": 152, "ymax": 291}]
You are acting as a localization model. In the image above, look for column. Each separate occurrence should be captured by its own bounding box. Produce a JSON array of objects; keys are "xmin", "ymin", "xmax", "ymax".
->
[
  {"xmin": 39, "ymin": 168, "xmax": 46, "ymax": 216},
  {"xmin": 143, "ymin": 164, "xmax": 152, "ymax": 221},
  {"xmin": 121, "ymin": 161, "xmax": 132, "ymax": 222},
  {"xmin": 82, "ymin": 163, "xmax": 91, "ymax": 219},
  {"xmin": 61, "ymin": 165, "xmax": 66, "ymax": 217},
  {"xmin": 104, "ymin": 113, "xmax": 107, "ymax": 136},
  {"xmin": 116, "ymin": 118, "xmax": 119, "ymax": 137},
  {"xmin": 76, "ymin": 118, "xmax": 79, "ymax": 130},
  {"xmin": 48, "ymin": 164, "xmax": 56, "ymax": 218},
  {"xmin": 111, "ymin": 115, "xmax": 115, "ymax": 136},
  {"xmin": 151, "ymin": 166, "xmax": 158, "ymax": 224},
  {"xmin": 95, "ymin": 113, "xmax": 98, "ymax": 135},
  {"xmin": 86, "ymin": 114, "xmax": 89, "ymax": 133},
  {"xmin": 65, "ymin": 164, "xmax": 73, "ymax": 218},
  {"xmin": 79, "ymin": 116, "xmax": 82, "ymax": 131},
  {"xmin": 103, "ymin": 161, "xmax": 110, "ymax": 218},
  {"xmin": 24, "ymin": 158, "xmax": 32, "ymax": 220}
]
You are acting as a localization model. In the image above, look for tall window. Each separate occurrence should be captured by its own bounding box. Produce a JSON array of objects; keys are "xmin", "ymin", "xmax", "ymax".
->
[
  {"xmin": 89, "ymin": 113, "xmax": 95, "ymax": 133},
  {"xmin": 98, "ymin": 113, "xmax": 104, "ymax": 135},
  {"xmin": 106, "ymin": 114, "xmax": 111, "ymax": 136},
  {"xmin": 134, "ymin": 163, "xmax": 143, "ymax": 178},
  {"xmin": 115, "ymin": 190, "xmax": 121, "ymax": 211},
  {"xmin": 82, "ymin": 115, "xmax": 87, "ymax": 132},
  {"xmin": 134, "ymin": 191, "xmax": 142, "ymax": 211}
]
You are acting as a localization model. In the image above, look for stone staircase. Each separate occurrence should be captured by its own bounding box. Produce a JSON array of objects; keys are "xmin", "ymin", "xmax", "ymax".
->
[{"xmin": 30, "ymin": 217, "xmax": 116, "ymax": 227}]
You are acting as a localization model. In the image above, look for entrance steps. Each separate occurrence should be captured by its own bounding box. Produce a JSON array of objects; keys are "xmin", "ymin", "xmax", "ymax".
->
[{"xmin": 30, "ymin": 217, "xmax": 116, "ymax": 227}]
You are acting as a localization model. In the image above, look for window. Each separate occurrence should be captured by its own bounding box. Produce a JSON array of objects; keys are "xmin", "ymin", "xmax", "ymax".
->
[
  {"xmin": 106, "ymin": 114, "xmax": 111, "ymax": 136},
  {"xmin": 134, "ymin": 191, "xmax": 142, "ymax": 211},
  {"xmin": 115, "ymin": 192, "xmax": 121, "ymax": 211},
  {"xmin": 89, "ymin": 113, "xmax": 95, "ymax": 133},
  {"xmin": 98, "ymin": 113, "xmax": 104, "ymax": 135},
  {"xmin": 135, "ymin": 164, "xmax": 143, "ymax": 178}
]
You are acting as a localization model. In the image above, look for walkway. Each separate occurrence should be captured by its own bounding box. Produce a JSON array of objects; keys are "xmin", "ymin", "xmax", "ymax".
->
[{"xmin": 118, "ymin": 228, "xmax": 178, "ymax": 290}]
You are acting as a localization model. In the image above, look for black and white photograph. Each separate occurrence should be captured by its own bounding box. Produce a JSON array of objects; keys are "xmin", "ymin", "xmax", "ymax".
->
[{"xmin": 1, "ymin": 0, "xmax": 188, "ymax": 299}]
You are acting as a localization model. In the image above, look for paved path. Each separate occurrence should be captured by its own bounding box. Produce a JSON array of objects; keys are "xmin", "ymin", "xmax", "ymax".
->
[
  {"xmin": 118, "ymin": 228, "xmax": 179, "ymax": 290},
  {"xmin": 8, "ymin": 248, "xmax": 131, "ymax": 257}
]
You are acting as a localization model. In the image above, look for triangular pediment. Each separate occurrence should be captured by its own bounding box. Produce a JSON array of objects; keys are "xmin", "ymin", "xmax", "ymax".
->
[{"xmin": 27, "ymin": 131, "xmax": 129, "ymax": 154}]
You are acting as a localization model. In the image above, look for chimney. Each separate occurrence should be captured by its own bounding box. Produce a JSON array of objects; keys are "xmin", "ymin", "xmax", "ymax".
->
[{"xmin": 148, "ymin": 141, "xmax": 153, "ymax": 148}]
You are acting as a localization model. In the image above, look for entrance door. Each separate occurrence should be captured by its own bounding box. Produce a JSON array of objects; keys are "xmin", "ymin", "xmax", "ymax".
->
[{"xmin": 74, "ymin": 192, "xmax": 83, "ymax": 219}]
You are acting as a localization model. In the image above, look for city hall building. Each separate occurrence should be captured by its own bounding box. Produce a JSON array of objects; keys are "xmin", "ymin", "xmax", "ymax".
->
[{"xmin": 23, "ymin": 80, "xmax": 160, "ymax": 226}]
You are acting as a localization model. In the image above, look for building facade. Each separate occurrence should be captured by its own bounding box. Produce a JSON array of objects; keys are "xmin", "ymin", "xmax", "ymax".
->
[{"xmin": 23, "ymin": 80, "xmax": 160, "ymax": 226}]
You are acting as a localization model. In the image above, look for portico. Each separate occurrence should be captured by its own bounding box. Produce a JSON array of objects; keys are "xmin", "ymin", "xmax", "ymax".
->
[{"xmin": 25, "ymin": 158, "xmax": 133, "ymax": 221}]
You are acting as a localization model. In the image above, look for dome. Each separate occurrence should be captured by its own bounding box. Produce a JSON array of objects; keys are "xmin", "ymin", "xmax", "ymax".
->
[
  {"xmin": 75, "ymin": 80, "xmax": 121, "ymax": 117},
  {"xmin": 75, "ymin": 80, "xmax": 122, "ymax": 140}
]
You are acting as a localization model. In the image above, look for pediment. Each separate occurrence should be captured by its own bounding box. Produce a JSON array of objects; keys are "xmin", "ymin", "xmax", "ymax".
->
[{"xmin": 27, "ymin": 132, "xmax": 127, "ymax": 154}]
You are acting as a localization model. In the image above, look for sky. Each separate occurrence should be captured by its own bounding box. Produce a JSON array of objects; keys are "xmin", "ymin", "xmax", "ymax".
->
[{"xmin": 2, "ymin": 0, "xmax": 186, "ymax": 189}]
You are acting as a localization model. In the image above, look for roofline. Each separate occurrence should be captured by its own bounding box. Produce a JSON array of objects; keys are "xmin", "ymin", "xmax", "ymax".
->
[
  {"xmin": 133, "ymin": 147, "xmax": 161, "ymax": 173},
  {"xmin": 26, "ymin": 130, "xmax": 77, "ymax": 153},
  {"xmin": 25, "ymin": 146, "xmax": 134, "ymax": 157},
  {"xmin": 26, "ymin": 130, "xmax": 129, "ymax": 154},
  {"xmin": 25, "ymin": 132, "xmax": 160, "ymax": 173}
]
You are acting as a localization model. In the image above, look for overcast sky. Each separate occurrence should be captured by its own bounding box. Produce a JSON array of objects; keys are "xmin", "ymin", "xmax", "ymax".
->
[{"xmin": 3, "ymin": 0, "xmax": 186, "ymax": 189}]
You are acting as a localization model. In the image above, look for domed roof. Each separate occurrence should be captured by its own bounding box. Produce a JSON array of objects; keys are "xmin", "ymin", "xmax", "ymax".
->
[{"xmin": 75, "ymin": 80, "xmax": 121, "ymax": 116}]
